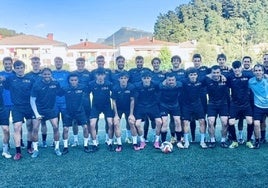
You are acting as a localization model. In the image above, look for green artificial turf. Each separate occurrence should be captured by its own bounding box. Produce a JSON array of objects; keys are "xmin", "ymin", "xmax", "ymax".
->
[{"xmin": 1, "ymin": 119, "xmax": 268, "ymax": 187}]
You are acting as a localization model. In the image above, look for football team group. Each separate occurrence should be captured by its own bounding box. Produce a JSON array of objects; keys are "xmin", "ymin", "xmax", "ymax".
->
[{"xmin": 0, "ymin": 53, "xmax": 267, "ymax": 161}]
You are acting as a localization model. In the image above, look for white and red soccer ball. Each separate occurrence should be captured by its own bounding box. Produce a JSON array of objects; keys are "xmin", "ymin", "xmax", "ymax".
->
[{"xmin": 160, "ymin": 141, "xmax": 173, "ymax": 153}]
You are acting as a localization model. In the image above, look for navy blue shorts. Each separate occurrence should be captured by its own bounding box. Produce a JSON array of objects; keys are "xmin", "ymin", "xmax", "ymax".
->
[
  {"xmin": 207, "ymin": 103, "xmax": 229, "ymax": 117},
  {"xmin": 117, "ymin": 110, "xmax": 130, "ymax": 119},
  {"xmin": 90, "ymin": 105, "xmax": 114, "ymax": 119},
  {"xmin": 182, "ymin": 103, "xmax": 205, "ymax": 121},
  {"xmin": 134, "ymin": 104, "xmax": 161, "ymax": 120},
  {"xmin": 0, "ymin": 107, "xmax": 10, "ymax": 125},
  {"xmin": 229, "ymin": 102, "xmax": 252, "ymax": 119},
  {"xmin": 12, "ymin": 105, "xmax": 36, "ymax": 123},
  {"xmin": 253, "ymin": 106, "xmax": 268, "ymax": 121},
  {"xmin": 39, "ymin": 109, "xmax": 58, "ymax": 121},
  {"xmin": 159, "ymin": 104, "xmax": 181, "ymax": 117},
  {"xmin": 64, "ymin": 111, "xmax": 88, "ymax": 127}
]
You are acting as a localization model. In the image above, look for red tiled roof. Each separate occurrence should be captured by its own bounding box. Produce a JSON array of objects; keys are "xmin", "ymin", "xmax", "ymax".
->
[
  {"xmin": 120, "ymin": 37, "xmax": 178, "ymax": 46},
  {"xmin": 68, "ymin": 42, "xmax": 113, "ymax": 49},
  {"xmin": 0, "ymin": 34, "xmax": 66, "ymax": 46}
]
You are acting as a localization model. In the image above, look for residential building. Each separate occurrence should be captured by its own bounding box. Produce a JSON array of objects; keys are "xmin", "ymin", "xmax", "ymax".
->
[
  {"xmin": 67, "ymin": 41, "xmax": 116, "ymax": 70},
  {"xmin": 0, "ymin": 33, "xmax": 67, "ymax": 71}
]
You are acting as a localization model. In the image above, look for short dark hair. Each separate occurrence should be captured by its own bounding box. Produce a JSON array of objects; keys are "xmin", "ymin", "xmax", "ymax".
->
[
  {"xmin": 253, "ymin": 64, "xmax": 264, "ymax": 71},
  {"xmin": 141, "ymin": 70, "xmax": 152, "ymax": 78},
  {"xmin": 171, "ymin": 55, "xmax": 181, "ymax": 62},
  {"xmin": 232, "ymin": 61, "xmax": 242, "ymax": 68},
  {"xmin": 211, "ymin": 65, "xmax": 221, "ymax": 71},
  {"xmin": 13, "ymin": 60, "xmax": 25, "ymax": 68},
  {"xmin": 76, "ymin": 57, "xmax": 85, "ymax": 62},
  {"xmin": 186, "ymin": 67, "xmax": 198, "ymax": 75},
  {"xmin": 42, "ymin": 68, "xmax": 52, "ymax": 73},
  {"xmin": 95, "ymin": 68, "xmax": 106, "ymax": 75},
  {"xmin": 54, "ymin": 57, "xmax": 63, "ymax": 61},
  {"xmin": 135, "ymin": 56, "xmax": 144, "ymax": 61},
  {"xmin": 151, "ymin": 57, "xmax": 161, "ymax": 64},
  {"xmin": 96, "ymin": 55, "xmax": 105, "ymax": 60},
  {"xmin": 116, "ymin": 56, "xmax": 125, "ymax": 62},
  {"xmin": 166, "ymin": 72, "xmax": 176, "ymax": 78},
  {"xmin": 217, "ymin": 53, "xmax": 226, "ymax": 61},
  {"xmin": 31, "ymin": 56, "xmax": 40, "ymax": 61},
  {"xmin": 118, "ymin": 70, "xmax": 129, "ymax": 78},
  {"xmin": 242, "ymin": 56, "xmax": 252, "ymax": 62},
  {"xmin": 192, "ymin": 54, "xmax": 202, "ymax": 60},
  {"xmin": 3, "ymin": 57, "xmax": 13, "ymax": 63},
  {"xmin": 68, "ymin": 73, "xmax": 79, "ymax": 81}
]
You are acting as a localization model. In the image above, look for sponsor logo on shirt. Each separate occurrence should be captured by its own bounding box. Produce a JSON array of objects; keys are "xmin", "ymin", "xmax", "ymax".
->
[{"xmin": 49, "ymin": 85, "xmax": 57, "ymax": 89}]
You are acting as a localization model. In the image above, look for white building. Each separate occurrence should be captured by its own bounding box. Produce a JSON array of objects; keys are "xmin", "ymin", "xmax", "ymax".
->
[
  {"xmin": 0, "ymin": 33, "xmax": 67, "ymax": 71},
  {"xmin": 67, "ymin": 41, "xmax": 117, "ymax": 70}
]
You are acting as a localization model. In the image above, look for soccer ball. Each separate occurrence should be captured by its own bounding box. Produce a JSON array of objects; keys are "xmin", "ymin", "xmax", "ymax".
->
[{"xmin": 160, "ymin": 141, "xmax": 173, "ymax": 153}]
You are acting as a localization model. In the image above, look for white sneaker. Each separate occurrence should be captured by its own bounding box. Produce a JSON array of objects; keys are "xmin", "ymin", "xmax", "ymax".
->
[
  {"xmin": 71, "ymin": 141, "xmax": 79, "ymax": 147},
  {"xmin": 2, "ymin": 152, "xmax": 12, "ymax": 159},
  {"xmin": 177, "ymin": 142, "xmax": 184, "ymax": 149},
  {"xmin": 200, "ymin": 142, "xmax": 208, "ymax": 149},
  {"xmin": 184, "ymin": 142, "xmax": 190, "ymax": 149}
]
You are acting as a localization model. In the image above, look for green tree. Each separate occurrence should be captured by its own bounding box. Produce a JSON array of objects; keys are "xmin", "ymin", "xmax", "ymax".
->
[
  {"xmin": 158, "ymin": 46, "xmax": 172, "ymax": 70},
  {"xmin": 154, "ymin": 0, "xmax": 268, "ymax": 61}
]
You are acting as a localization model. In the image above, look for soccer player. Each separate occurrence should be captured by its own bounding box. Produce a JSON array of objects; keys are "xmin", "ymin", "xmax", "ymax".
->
[
  {"xmin": 128, "ymin": 56, "xmax": 152, "ymax": 142},
  {"xmin": 151, "ymin": 57, "xmax": 166, "ymax": 84},
  {"xmin": 111, "ymin": 56, "xmax": 127, "ymax": 84},
  {"xmin": 205, "ymin": 65, "xmax": 229, "ymax": 148},
  {"xmin": 111, "ymin": 71, "xmax": 135, "ymax": 151},
  {"xmin": 52, "ymin": 57, "xmax": 69, "ymax": 147},
  {"xmin": 168, "ymin": 55, "xmax": 186, "ymax": 144},
  {"xmin": 181, "ymin": 67, "xmax": 207, "ymax": 149},
  {"xmin": 30, "ymin": 68, "xmax": 62, "ymax": 157},
  {"xmin": 2, "ymin": 60, "xmax": 38, "ymax": 160},
  {"xmin": 0, "ymin": 57, "xmax": 14, "ymax": 158},
  {"xmin": 0, "ymin": 80, "xmax": 11, "ymax": 158},
  {"xmin": 236, "ymin": 56, "xmax": 254, "ymax": 144},
  {"xmin": 227, "ymin": 61, "xmax": 254, "ymax": 149},
  {"xmin": 26, "ymin": 56, "xmax": 48, "ymax": 148},
  {"xmin": 217, "ymin": 53, "xmax": 232, "ymax": 77},
  {"xmin": 89, "ymin": 68, "xmax": 114, "ymax": 152},
  {"xmin": 143, "ymin": 57, "xmax": 165, "ymax": 142},
  {"xmin": 62, "ymin": 73, "xmax": 90, "ymax": 154},
  {"xmin": 190, "ymin": 54, "xmax": 210, "ymax": 143},
  {"xmin": 91, "ymin": 55, "xmax": 112, "ymax": 81},
  {"xmin": 71, "ymin": 57, "xmax": 92, "ymax": 147},
  {"xmin": 158, "ymin": 72, "xmax": 183, "ymax": 149},
  {"xmin": 111, "ymin": 56, "xmax": 132, "ymax": 144},
  {"xmin": 260, "ymin": 54, "xmax": 268, "ymax": 143},
  {"xmin": 128, "ymin": 56, "xmax": 151, "ymax": 84},
  {"xmin": 133, "ymin": 70, "xmax": 162, "ymax": 149},
  {"xmin": 248, "ymin": 64, "xmax": 268, "ymax": 148},
  {"xmin": 91, "ymin": 55, "xmax": 113, "ymax": 144}
]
